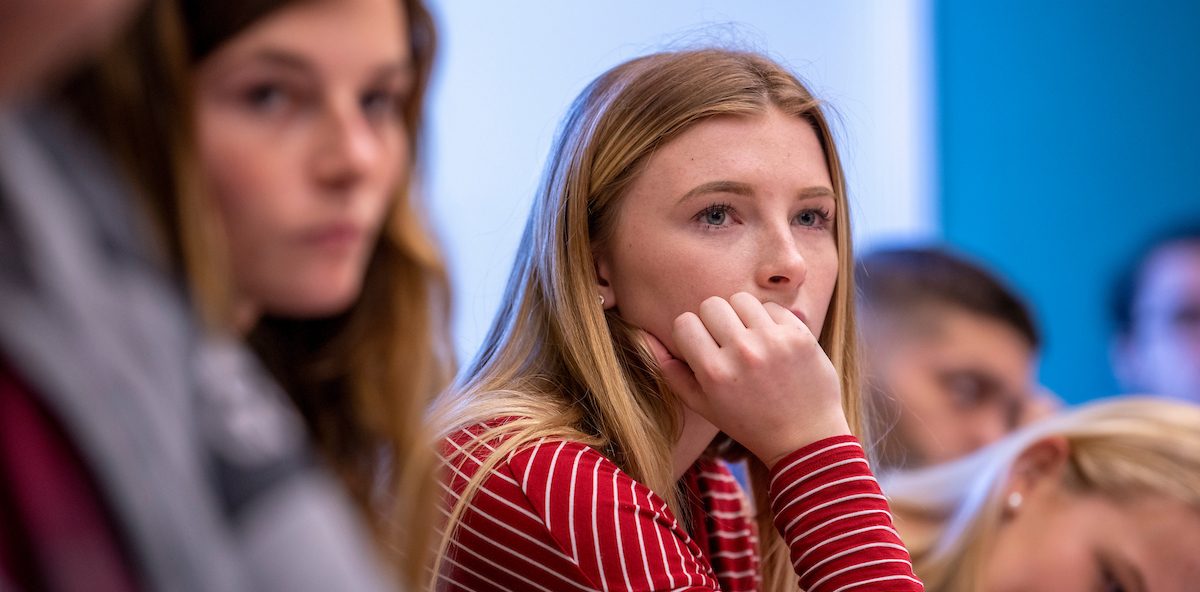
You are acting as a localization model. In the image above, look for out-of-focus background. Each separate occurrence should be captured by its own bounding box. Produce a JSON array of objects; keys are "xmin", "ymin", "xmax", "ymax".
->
[{"xmin": 424, "ymin": 0, "xmax": 1200, "ymax": 404}]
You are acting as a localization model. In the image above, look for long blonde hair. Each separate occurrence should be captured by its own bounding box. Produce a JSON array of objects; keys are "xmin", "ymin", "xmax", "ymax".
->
[
  {"xmin": 885, "ymin": 397, "xmax": 1200, "ymax": 592},
  {"xmin": 59, "ymin": 1, "xmax": 452, "ymax": 587},
  {"xmin": 430, "ymin": 48, "xmax": 861, "ymax": 591}
]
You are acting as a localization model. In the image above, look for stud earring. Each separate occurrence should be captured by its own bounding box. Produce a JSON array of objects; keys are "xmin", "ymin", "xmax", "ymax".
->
[
  {"xmin": 1006, "ymin": 491, "xmax": 1023, "ymax": 511},
  {"xmin": 598, "ymin": 294, "xmax": 605, "ymax": 307}
]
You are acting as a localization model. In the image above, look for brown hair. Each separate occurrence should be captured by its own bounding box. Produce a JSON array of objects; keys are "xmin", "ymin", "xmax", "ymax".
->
[
  {"xmin": 856, "ymin": 246, "xmax": 1040, "ymax": 350},
  {"xmin": 58, "ymin": 0, "xmax": 451, "ymax": 586},
  {"xmin": 431, "ymin": 48, "xmax": 861, "ymax": 591}
]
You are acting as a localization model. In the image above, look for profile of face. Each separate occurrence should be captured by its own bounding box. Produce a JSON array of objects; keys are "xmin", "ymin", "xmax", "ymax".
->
[
  {"xmin": 981, "ymin": 439, "xmax": 1200, "ymax": 592},
  {"xmin": 194, "ymin": 0, "xmax": 412, "ymax": 320},
  {"xmin": 0, "ymin": 0, "xmax": 139, "ymax": 100},
  {"xmin": 868, "ymin": 307, "xmax": 1037, "ymax": 467},
  {"xmin": 594, "ymin": 107, "xmax": 839, "ymax": 356},
  {"xmin": 1116, "ymin": 242, "xmax": 1200, "ymax": 402}
]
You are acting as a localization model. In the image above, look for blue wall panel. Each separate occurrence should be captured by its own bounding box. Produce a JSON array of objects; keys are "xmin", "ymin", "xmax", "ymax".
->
[{"xmin": 936, "ymin": 0, "xmax": 1200, "ymax": 402}]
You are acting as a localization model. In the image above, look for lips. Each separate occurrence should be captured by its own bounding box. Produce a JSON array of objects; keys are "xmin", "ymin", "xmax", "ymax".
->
[{"xmin": 298, "ymin": 222, "xmax": 365, "ymax": 252}]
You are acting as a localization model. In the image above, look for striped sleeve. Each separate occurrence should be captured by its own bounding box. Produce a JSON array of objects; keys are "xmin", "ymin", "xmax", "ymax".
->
[
  {"xmin": 768, "ymin": 435, "xmax": 924, "ymax": 592},
  {"xmin": 507, "ymin": 440, "xmax": 723, "ymax": 591}
]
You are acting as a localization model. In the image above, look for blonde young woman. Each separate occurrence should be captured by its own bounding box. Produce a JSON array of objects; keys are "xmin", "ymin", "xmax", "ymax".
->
[
  {"xmin": 432, "ymin": 49, "xmax": 922, "ymax": 591},
  {"xmin": 886, "ymin": 397, "xmax": 1200, "ymax": 592},
  {"xmin": 60, "ymin": 0, "xmax": 450, "ymax": 586}
]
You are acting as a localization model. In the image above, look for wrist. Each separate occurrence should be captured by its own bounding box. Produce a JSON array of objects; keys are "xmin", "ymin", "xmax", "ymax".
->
[{"xmin": 760, "ymin": 416, "xmax": 853, "ymax": 470}]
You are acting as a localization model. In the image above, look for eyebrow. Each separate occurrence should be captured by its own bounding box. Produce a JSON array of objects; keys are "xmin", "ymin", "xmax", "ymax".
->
[
  {"xmin": 675, "ymin": 180, "xmax": 835, "ymax": 206},
  {"xmin": 241, "ymin": 49, "xmax": 312, "ymax": 74},
  {"xmin": 234, "ymin": 48, "xmax": 414, "ymax": 83}
]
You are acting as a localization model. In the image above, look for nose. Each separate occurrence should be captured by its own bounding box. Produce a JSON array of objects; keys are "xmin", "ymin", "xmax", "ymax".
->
[
  {"xmin": 311, "ymin": 99, "xmax": 381, "ymax": 193},
  {"xmin": 756, "ymin": 223, "xmax": 808, "ymax": 289}
]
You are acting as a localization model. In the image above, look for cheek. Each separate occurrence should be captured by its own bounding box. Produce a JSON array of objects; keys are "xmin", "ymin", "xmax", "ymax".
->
[
  {"xmin": 196, "ymin": 114, "xmax": 309, "ymax": 301},
  {"xmin": 888, "ymin": 363, "xmax": 943, "ymax": 415},
  {"xmin": 608, "ymin": 235, "xmax": 742, "ymax": 347},
  {"xmin": 807, "ymin": 247, "xmax": 840, "ymax": 333},
  {"xmin": 370, "ymin": 134, "xmax": 408, "ymax": 218},
  {"xmin": 891, "ymin": 369, "xmax": 955, "ymax": 444},
  {"xmin": 198, "ymin": 115, "xmax": 296, "ymax": 237},
  {"xmin": 982, "ymin": 513, "xmax": 1091, "ymax": 592},
  {"xmin": 383, "ymin": 129, "xmax": 409, "ymax": 183}
]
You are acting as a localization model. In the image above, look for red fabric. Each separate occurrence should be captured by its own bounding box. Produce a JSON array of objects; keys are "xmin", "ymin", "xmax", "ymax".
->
[
  {"xmin": 769, "ymin": 436, "xmax": 923, "ymax": 591},
  {"xmin": 439, "ymin": 421, "xmax": 923, "ymax": 591},
  {"xmin": 0, "ymin": 361, "xmax": 140, "ymax": 592}
]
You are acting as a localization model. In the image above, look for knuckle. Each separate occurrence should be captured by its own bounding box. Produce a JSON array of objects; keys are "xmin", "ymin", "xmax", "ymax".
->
[
  {"xmin": 674, "ymin": 311, "xmax": 698, "ymax": 331},
  {"xmin": 792, "ymin": 326, "xmax": 819, "ymax": 347},
  {"xmin": 700, "ymin": 360, "xmax": 733, "ymax": 385},
  {"xmin": 768, "ymin": 326, "xmax": 796, "ymax": 350},
  {"xmin": 699, "ymin": 295, "xmax": 726, "ymax": 314},
  {"xmin": 733, "ymin": 339, "xmax": 766, "ymax": 368},
  {"xmin": 730, "ymin": 291, "xmax": 755, "ymax": 307}
]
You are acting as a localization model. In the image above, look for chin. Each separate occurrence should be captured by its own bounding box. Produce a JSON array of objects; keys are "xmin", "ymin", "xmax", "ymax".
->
[{"xmin": 265, "ymin": 283, "xmax": 364, "ymax": 319}]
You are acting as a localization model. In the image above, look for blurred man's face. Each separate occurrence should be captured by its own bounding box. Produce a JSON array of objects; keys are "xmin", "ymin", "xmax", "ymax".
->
[
  {"xmin": 0, "ymin": 0, "xmax": 140, "ymax": 101},
  {"xmin": 866, "ymin": 306, "xmax": 1038, "ymax": 469},
  {"xmin": 1117, "ymin": 241, "xmax": 1200, "ymax": 402}
]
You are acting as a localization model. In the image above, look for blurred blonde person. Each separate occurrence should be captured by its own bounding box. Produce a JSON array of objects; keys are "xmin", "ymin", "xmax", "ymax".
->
[{"xmin": 887, "ymin": 397, "xmax": 1200, "ymax": 592}]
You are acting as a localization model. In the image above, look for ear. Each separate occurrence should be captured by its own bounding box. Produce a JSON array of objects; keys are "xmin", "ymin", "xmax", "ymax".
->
[
  {"xmin": 1000, "ymin": 435, "xmax": 1070, "ymax": 518},
  {"xmin": 593, "ymin": 248, "xmax": 616, "ymax": 310}
]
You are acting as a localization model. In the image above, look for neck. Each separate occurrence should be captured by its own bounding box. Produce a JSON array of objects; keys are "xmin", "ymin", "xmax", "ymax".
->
[{"xmin": 671, "ymin": 404, "xmax": 721, "ymax": 480}]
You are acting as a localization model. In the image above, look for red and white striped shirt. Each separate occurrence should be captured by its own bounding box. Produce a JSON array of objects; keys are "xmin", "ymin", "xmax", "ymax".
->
[{"xmin": 439, "ymin": 421, "xmax": 922, "ymax": 591}]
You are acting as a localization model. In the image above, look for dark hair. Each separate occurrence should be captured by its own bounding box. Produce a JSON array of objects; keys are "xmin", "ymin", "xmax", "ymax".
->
[
  {"xmin": 1111, "ymin": 224, "xmax": 1200, "ymax": 336},
  {"xmin": 856, "ymin": 246, "xmax": 1040, "ymax": 350}
]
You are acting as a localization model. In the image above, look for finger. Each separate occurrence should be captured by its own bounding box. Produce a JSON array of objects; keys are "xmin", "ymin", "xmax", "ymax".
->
[
  {"xmin": 762, "ymin": 301, "xmax": 810, "ymax": 331},
  {"xmin": 729, "ymin": 292, "xmax": 776, "ymax": 330},
  {"xmin": 696, "ymin": 296, "xmax": 746, "ymax": 347},
  {"xmin": 671, "ymin": 311, "xmax": 720, "ymax": 365},
  {"xmin": 640, "ymin": 328, "xmax": 708, "ymax": 415},
  {"xmin": 640, "ymin": 328, "xmax": 679, "ymax": 368}
]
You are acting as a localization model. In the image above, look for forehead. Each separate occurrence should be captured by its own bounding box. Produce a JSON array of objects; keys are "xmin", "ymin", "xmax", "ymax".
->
[
  {"xmin": 638, "ymin": 108, "xmax": 830, "ymax": 184},
  {"xmin": 1137, "ymin": 242, "xmax": 1200, "ymax": 306},
  {"xmin": 890, "ymin": 304, "xmax": 1031, "ymax": 352},
  {"xmin": 211, "ymin": 0, "xmax": 409, "ymax": 65},
  {"xmin": 894, "ymin": 306, "xmax": 1035, "ymax": 380}
]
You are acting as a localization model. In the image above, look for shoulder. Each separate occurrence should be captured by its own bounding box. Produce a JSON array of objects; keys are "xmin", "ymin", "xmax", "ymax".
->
[
  {"xmin": 447, "ymin": 429, "xmax": 641, "ymax": 512},
  {"xmin": 508, "ymin": 438, "xmax": 614, "ymax": 493}
]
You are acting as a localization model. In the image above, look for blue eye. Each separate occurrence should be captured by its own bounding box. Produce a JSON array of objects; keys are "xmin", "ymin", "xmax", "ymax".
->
[
  {"xmin": 795, "ymin": 208, "xmax": 831, "ymax": 227},
  {"xmin": 694, "ymin": 203, "xmax": 733, "ymax": 227}
]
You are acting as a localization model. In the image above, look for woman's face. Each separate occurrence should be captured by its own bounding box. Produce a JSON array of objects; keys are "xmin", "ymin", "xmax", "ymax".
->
[
  {"xmin": 195, "ymin": 0, "xmax": 411, "ymax": 320},
  {"xmin": 595, "ymin": 107, "xmax": 840, "ymax": 356},
  {"xmin": 982, "ymin": 481, "xmax": 1200, "ymax": 591}
]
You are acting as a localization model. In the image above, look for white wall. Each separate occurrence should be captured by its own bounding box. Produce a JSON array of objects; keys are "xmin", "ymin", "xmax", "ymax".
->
[{"xmin": 424, "ymin": 1, "xmax": 936, "ymax": 363}]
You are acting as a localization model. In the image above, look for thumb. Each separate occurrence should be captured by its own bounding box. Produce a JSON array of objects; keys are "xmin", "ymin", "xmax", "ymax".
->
[{"xmin": 639, "ymin": 330, "xmax": 708, "ymax": 414}]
